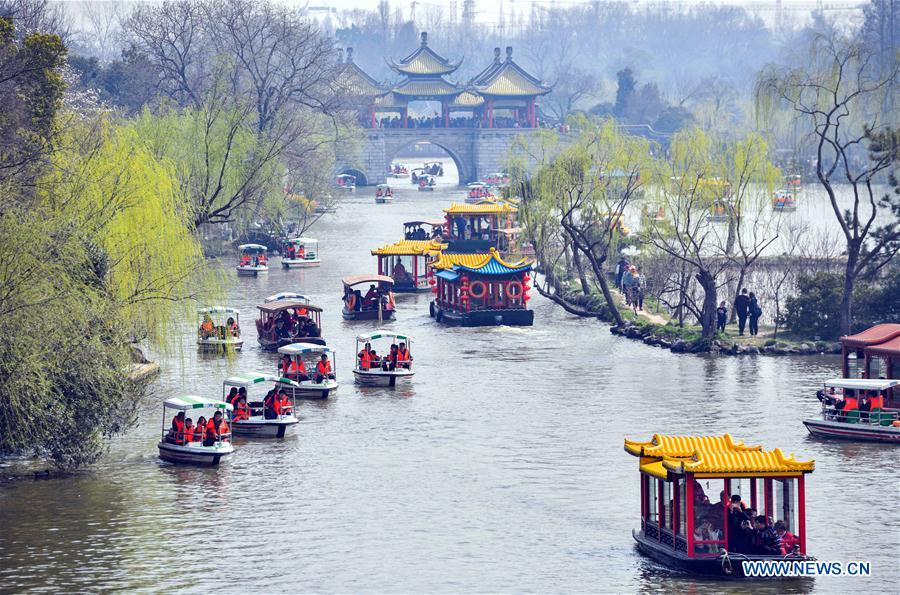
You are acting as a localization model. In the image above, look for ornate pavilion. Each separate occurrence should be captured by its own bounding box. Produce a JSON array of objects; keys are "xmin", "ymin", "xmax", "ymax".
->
[{"xmin": 338, "ymin": 32, "xmax": 551, "ymax": 129}]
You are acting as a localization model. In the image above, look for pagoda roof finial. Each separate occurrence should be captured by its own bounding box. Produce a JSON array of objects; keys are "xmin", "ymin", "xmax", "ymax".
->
[
  {"xmin": 493, "ymin": 47, "xmax": 501, "ymax": 63},
  {"xmin": 421, "ymin": 31, "xmax": 428, "ymax": 46},
  {"xmin": 505, "ymin": 46, "xmax": 513, "ymax": 61},
  {"xmin": 347, "ymin": 47, "xmax": 354, "ymax": 63}
]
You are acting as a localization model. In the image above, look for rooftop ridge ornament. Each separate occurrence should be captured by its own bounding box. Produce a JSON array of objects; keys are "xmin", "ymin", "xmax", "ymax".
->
[
  {"xmin": 505, "ymin": 46, "xmax": 513, "ymax": 61},
  {"xmin": 421, "ymin": 31, "xmax": 428, "ymax": 46},
  {"xmin": 493, "ymin": 47, "xmax": 501, "ymax": 63},
  {"xmin": 346, "ymin": 47, "xmax": 354, "ymax": 63}
]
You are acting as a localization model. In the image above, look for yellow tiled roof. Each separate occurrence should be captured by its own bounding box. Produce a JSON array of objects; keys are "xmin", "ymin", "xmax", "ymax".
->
[
  {"xmin": 396, "ymin": 50, "xmax": 456, "ymax": 75},
  {"xmin": 476, "ymin": 64, "xmax": 550, "ymax": 97},
  {"xmin": 371, "ymin": 239, "xmax": 446, "ymax": 256},
  {"xmin": 451, "ymin": 90, "xmax": 484, "ymax": 107},
  {"xmin": 429, "ymin": 249, "xmax": 533, "ymax": 271},
  {"xmin": 625, "ymin": 434, "xmax": 814, "ymax": 476},
  {"xmin": 444, "ymin": 202, "xmax": 517, "ymax": 215},
  {"xmin": 335, "ymin": 62, "xmax": 385, "ymax": 97},
  {"xmin": 393, "ymin": 78, "xmax": 460, "ymax": 97}
]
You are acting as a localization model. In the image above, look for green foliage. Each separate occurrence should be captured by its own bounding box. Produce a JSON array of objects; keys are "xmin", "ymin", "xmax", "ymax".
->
[{"xmin": 781, "ymin": 273, "xmax": 844, "ymax": 339}]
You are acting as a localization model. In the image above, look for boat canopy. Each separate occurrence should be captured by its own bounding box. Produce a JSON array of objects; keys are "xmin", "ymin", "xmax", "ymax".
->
[
  {"xmin": 238, "ymin": 244, "xmax": 267, "ymax": 252},
  {"xmin": 444, "ymin": 202, "xmax": 516, "ymax": 215},
  {"xmin": 376, "ymin": 184, "xmax": 391, "ymax": 189},
  {"xmin": 278, "ymin": 343, "xmax": 334, "ymax": 355},
  {"xmin": 371, "ymin": 239, "xmax": 445, "ymax": 256},
  {"xmin": 286, "ymin": 237, "xmax": 317, "ymax": 245},
  {"xmin": 403, "ymin": 219, "xmax": 445, "ymax": 227},
  {"xmin": 224, "ymin": 373, "xmax": 302, "ymax": 388},
  {"xmin": 823, "ymin": 378, "xmax": 900, "ymax": 391},
  {"xmin": 357, "ymin": 332, "xmax": 413, "ymax": 342},
  {"xmin": 164, "ymin": 395, "xmax": 232, "ymax": 411},
  {"xmin": 342, "ymin": 274, "xmax": 394, "ymax": 288},
  {"xmin": 264, "ymin": 292, "xmax": 310, "ymax": 304},
  {"xmin": 257, "ymin": 300, "xmax": 322, "ymax": 314},
  {"xmin": 430, "ymin": 248, "xmax": 533, "ymax": 274},
  {"xmin": 198, "ymin": 307, "xmax": 239, "ymax": 315},
  {"xmin": 624, "ymin": 433, "xmax": 814, "ymax": 478},
  {"xmin": 336, "ymin": 173, "xmax": 355, "ymax": 180}
]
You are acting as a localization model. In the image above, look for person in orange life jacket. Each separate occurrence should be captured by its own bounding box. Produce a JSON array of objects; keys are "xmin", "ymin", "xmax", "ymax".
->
[
  {"xmin": 274, "ymin": 390, "xmax": 293, "ymax": 416},
  {"xmin": 204, "ymin": 411, "xmax": 228, "ymax": 446},
  {"xmin": 183, "ymin": 418, "xmax": 195, "ymax": 443},
  {"xmin": 316, "ymin": 354, "xmax": 334, "ymax": 383},
  {"xmin": 287, "ymin": 356, "xmax": 309, "ymax": 381},
  {"xmin": 263, "ymin": 389, "xmax": 278, "ymax": 420},
  {"xmin": 297, "ymin": 245, "xmax": 305, "ymax": 259},
  {"xmin": 195, "ymin": 416, "xmax": 206, "ymax": 441},
  {"xmin": 226, "ymin": 316, "xmax": 239, "ymax": 335},
  {"xmin": 383, "ymin": 344, "xmax": 399, "ymax": 371},
  {"xmin": 167, "ymin": 411, "xmax": 186, "ymax": 444},
  {"xmin": 233, "ymin": 397, "xmax": 250, "ymax": 421},
  {"xmin": 358, "ymin": 342, "xmax": 375, "ymax": 370},
  {"xmin": 396, "ymin": 342, "xmax": 412, "ymax": 369}
]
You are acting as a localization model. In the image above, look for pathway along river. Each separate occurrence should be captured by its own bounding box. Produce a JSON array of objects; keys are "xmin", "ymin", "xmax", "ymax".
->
[{"xmin": 1, "ymin": 166, "xmax": 897, "ymax": 593}]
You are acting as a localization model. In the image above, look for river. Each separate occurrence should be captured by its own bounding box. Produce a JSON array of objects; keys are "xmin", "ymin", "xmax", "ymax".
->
[{"xmin": 0, "ymin": 162, "xmax": 897, "ymax": 593}]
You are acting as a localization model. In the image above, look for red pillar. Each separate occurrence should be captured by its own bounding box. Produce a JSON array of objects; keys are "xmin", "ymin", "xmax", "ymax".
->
[
  {"xmin": 798, "ymin": 475, "xmax": 806, "ymax": 554},
  {"xmin": 529, "ymin": 99, "xmax": 536, "ymax": 128},
  {"xmin": 403, "ymin": 108, "xmax": 408, "ymax": 128},
  {"xmin": 369, "ymin": 105, "xmax": 376, "ymax": 128},
  {"xmin": 487, "ymin": 98, "xmax": 494, "ymax": 128},
  {"xmin": 686, "ymin": 475, "xmax": 694, "ymax": 556}
]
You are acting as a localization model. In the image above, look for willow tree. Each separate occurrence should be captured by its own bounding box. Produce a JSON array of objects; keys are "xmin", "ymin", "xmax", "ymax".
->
[{"xmin": 517, "ymin": 118, "xmax": 652, "ymax": 326}]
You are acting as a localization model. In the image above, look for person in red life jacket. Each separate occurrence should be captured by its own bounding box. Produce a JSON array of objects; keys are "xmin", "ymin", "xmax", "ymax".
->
[
  {"xmin": 297, "ymin": 245, "xmax": 305, "ymax": 260},
  {"xmin": 204, "ymin": 411, "xmax": 229, "ymax": 446},
  {"xmin": 240, "ymin": 254, "xmax": 251, "ymax": 266},
  {"xmin": 233, "ymin": 397, "xmax": 250, "ymax": 421},
  {"xmin": 280, "ymin": 354, "xmax": 293, "ymax": 377},
  {"xmin": 358, "ymin": 342, "xmax": 374, "ymax": 370},
  {"xmin": 263, "ymin": 389, "xmax": 278, "ymax": 419},
  {"xmin": 396, "ymin": 342, "xmax": 412, "ymax": 369},
  {"xmin": 383, "ymin": 344, "xmax": 399, "ymax": 371},
  {"xmin": 274, "ymin": 390, "xmax": 293, "ymax": 417},
  {"xmin": 167, "ymin": 411, "xmax": 186, "ymax": 444},
  {"xmin": 183, "ymin": 418, "xmax": 195, "ymax": 444},
  {"xmin": 775, "ymin": 520, "xmax": 800, "ymax": 554},
  {"xmin": 316, "ymin": 353, "xmax": 334, "ymax": 383},
  {"xmin": 290, "ymin": 357, "xmax": 309, "ymax": 381}
]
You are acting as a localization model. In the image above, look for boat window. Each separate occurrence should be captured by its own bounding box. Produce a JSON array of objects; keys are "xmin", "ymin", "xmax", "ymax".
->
[
  {"xmin": 693, "ymin": 478, "xmax": 726, "ymax": 556},
  {"xmin": 773, "ymin": 478, "xmax": 797, "ymax": 534},
  {"xmin": 677, "ymin": 478, "xmax": 686, "ymax": 536},
  {"xmin": 730, "ymin": 478, "xmax": 751, "ymax": 508},
  {"xmin": 646, "ymin": 475, "xmax": 658, "ymax": 525},
  {"xmin": 661, "ymin": 479, "xmax": 671, "ymax": 530}
]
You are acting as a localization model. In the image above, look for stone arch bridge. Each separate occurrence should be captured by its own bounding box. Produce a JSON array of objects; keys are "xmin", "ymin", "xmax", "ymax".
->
[{"xmin": 335, "ymin": 128, "xmax": 559, "ymax": 186}]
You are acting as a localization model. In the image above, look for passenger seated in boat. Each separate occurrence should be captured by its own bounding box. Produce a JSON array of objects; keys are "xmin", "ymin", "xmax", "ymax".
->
[
  {"xmin": 775, "ymin": 520, "xmax": 799, "ymax": 554},
  {"xmin": 226, "ymin": 387, "xmax": 239, "ymax": 407},
  {"xmin": 200, "ymin": 315, "xmax": 214, "ymax": 338},
  {"xmin": 291, "ymin": 357, "xmax": 310, "ymax": 381},
  {"xmin": 363, "ymin": 285, "xmax": 378, "ymax": 307},
  {"xmin": 227, "ymin": 317, "xmax": 239, "ymax": 335},
  {"xmin": 275, "ymin": 390, "xmax": 293, "ymax": 416},
  {"xmin": 315, "ymin": 354, "xmax": 334, "ymax": 383},
  {"xmin": 166, "ymin": 411, "xmax": 186, "ymax": 444},
  {"xmin": 264, "ymin": 389, "xmax": 278, "ymax": 419},
  {"xmin": 195, "ymin": 416, "xmax": 206, "ymax": 440},
  {"xmin": 204, "ymin": 411, "xmax": 229, "ymax": 446},
  {"xmin": 693, "ymin": 518, "xmax": 722, "ymax": 553},
  {"xmin": 383, "ymin": 344, "xmax": 399, "ymax": 371},
  {"xmin": 392, "ymin": 261, "xmax": 409, "ymax": 283},
  {"xmin": 751, "ymin": 515, "xmax": 781, "ymax": 555},
  {"xmin": 396, "ymin": 342, "xmax": 412, "ymax": 369},
  {"xmin": 285, "ymin": 243, "xmax": 296, "ymax": 259},
  {"xmin": 240, "ymin": 255, "xmax": 251, "ymax": 266},
  {"xmin": 233, "ymin": 397, "xmax": 250, "ymax": 421},
  {"xmin": 358, "ymin": 342, "xmax": 375, "ymax": 370},
  {"xmin": 353, "ymin": 290, "xmax": 363, "ymax": 311},
  {"xmin": 183, "ymin": 418, "xmax": 195, "ymax": 444},
  {"xmin": 727, "ymin": 496, "xmax": 751, "ymax": 553}
]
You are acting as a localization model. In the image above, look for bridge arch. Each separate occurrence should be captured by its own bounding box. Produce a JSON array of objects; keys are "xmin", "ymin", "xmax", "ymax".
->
[
  {"xmin": 336, "ymin": 166, "xmax": 368, "ymax": 186},
  {"xmin": 382, "ymin": 132, "xmax": 472, "ymax": 184}
]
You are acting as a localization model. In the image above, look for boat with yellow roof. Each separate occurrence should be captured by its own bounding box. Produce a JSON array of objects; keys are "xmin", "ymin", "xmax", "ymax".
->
[
  {"xmin": 443, "ymin": 202, "xmax": 517, "ymax": 243},
  {"xmin": 371, "ymin": 239, "xmax": 446, "ymax": 292},
  {"xmin": 624, "ymin": 433, "xmax": 815, "ymax": 577},
  {"xmin": 428, "ymin": 248, "xmax": 534, "ymax": 326}
]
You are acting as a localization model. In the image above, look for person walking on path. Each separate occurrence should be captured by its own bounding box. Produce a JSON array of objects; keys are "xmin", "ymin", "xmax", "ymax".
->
[
  {"xmin": 615, "ymin": 257, "xmax": 628, "ymax": 291},
  {"xmin": 748, "ymin": 292, "xmax": 762, "ymax": 336},
  {"xmin": 734, "ymin": 289, "xmax": 750, "ymax": 336},
  {"xmin": 622, "ymin": 265, "xmax": 636, "ymax": 306},
  {"xmin": 716, "ymin": 301, "xmax": 728, "ymax": 333}
]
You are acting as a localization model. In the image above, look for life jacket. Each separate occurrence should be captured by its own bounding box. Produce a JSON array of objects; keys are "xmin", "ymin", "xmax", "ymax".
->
[
  {"xmin": 275, "ymin": 397, "xmax": 292, "ymax": 416},
  {"xmin": 317, "ymin": 360, "xmax": 331, "ymax": 375},
  {"xmin": 359, "ymin": 350, "xmax": 372, "ymax": 370},
  {"xmin": 870, "ymin": 395, "xmax": 884, "ymax": 410},
  {"xmin": 205, "ymin": 418, "xmax": 219, "ymax": 440},
  {"xmin": 281, "ymin": 360, "xmax": 292, "ymax": 375},
  {"xmin": 234, "ymin": 402, "xmax": 249, "ymax": 421},
  {"xmin": 844, "ymin": 396, "xmax": 858, "ymax": 410},
  {"xmin": 218, "ymin": 420, "xmax": 229, "ymax": 437},
  {"xmin": 264, "ymin": 392, "xmax": 276, "ymax": 411},
  {"xmin": 183, "ymin": 426, "xmax": 194, "ymax": 443},
  {"xmin": 172, "ymin": 417, "xmax": 185, "ymax": 444},
  {"xmin": 397, "ymin": 348, "xmax": 410, "ymax": 362},
  {"xmin": 290, "ymin": 359, "xmax": 306, "ymax": 376}
]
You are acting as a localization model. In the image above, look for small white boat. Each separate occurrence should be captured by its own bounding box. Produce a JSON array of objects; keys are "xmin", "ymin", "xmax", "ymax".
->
[
  {"xmin": 281, "ymin": 237, "xmax": 321, "ymax": 268},
  {"xmin": 197, "ymin": 307, "xmax": 244, "ymax": 351},
  {"xmin": 335, "ymin": 173, "xmax": 356, "ymax": 192},
  {"xmin": 353, "ymin": 332, "xmax": 415, "ymax": 387},
  {"xmin": 803, "ymin": 378, "xmax": 900, "ymax": 443},
  {"xmin": 375, "ymin": 184, "xmax": 394, "ymax": 204},
  {"xmin": 237, "ymin": 244, "xmax": 269, "ymax": 276},
  {"xmin": 389, "ymin": 164, "xmax": 409, "ymax": 178},
  {"xmin": 157, "ymin": 396, "xmax": 234, "ymax": 466},
  {"xmin": 223, "ymin": 373, "xmax": 300, "ymax": 438},
  {"xmin": 265, "ymin": 292, "xmax": 311, "ymax": 304},
  {"xmin": 772, "ymin": 189, "xmax": 798, "ymax": 212},
  {"xmin": 417, "ymin": 175, "xmax": 436, "ymax": 192},
  {"xmin": 277, "ymin": 343, "xmax": 339, "ymax": 399},
  {"xmin": 465, "ymin": 182, "xmax": 494, "ymax": 203}
]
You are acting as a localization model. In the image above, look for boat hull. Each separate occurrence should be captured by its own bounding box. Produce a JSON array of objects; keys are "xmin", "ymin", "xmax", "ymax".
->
[
  {"xmin": 233, "ymin": 416, "xmax": 298, "ymax": 437},
  {"xmin": 342, "ymin": 307, "xmax": 396, "ymax": 321},
  {"xmin": 237, "ymin": 266, "xmax": 268, "ymax": 276},
  {"xmin": 803, "ymin": 418, "xmax": 900, "ymax": 443},
  {"xmin": 282, "ymin": 381, "xmax": 339, "ymax": 399},
  {"xmin": 281, "ymin": 258, "xmax": 321, "ymax": 268},
  {"xmin": 390, "ymin": 173, "xmax": 408, "ymax": 178},
  {"xmin": 418, "ymin": 187, "xmax": 435, "ymax": 192},
  {"xmin": 353, "ymin": 369, "xmax": 414, "ymax": 387},
  {"xmin": 197, "ymin": 338, "xmax": 243, "ymax": 351},
  {"xmin": 431, "ymin": 304, "xmax": 533, "ymax": 327},
  {"xmin": 158, "ymin": 442, "xmax": 234, "ymax": 466},
  {"xmin": 375, "ymin": 197, "xmax": 394, "ymax": 204}
]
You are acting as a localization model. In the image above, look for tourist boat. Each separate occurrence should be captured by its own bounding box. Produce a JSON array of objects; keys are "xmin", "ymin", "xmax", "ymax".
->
[
  {"xmin": 642, "ymin": 202, "xmax": 667, "ymax": 222},
  {"xmin": 624, "ymin": 433, "xmax": 815, "ymax": 577},
  {"xmin": 465, "ymin": 183, "xmax": 494, "ymax": 203},
  {"xmin": 353, "ymin": 332, "xmax": 414, "ymax": 387},
  {"xmin": 483, "ymin": 172, "xmax": 510, "ymax": 186},
  {"xmin": 417, "ymin": 175, "xmax": 436, "ymax": 191},
  {"xmin": 342, "ymin": 274, "xmax": 396, "ymax": 321},
  {"xmin": 772, "ymin": 190, "xmax": 798, "ymax": 212},
  {"xmin": 803, "ymin": 378, "xmax": 900, "ymax": 442},
  {"xmin": 277, "ymin": 343, "xmax": 340, "ymax": 399},
  {"xmin": 157, "ymin": 396, "xmax": 234, "ymax": 465},
  {"xmin": 410, "ymin": 168, "xmax": 427, "ymax": 184},
  {"xmin": 424, "ymin": 161, "xmax": 444, "ymax": 176},
  {"xmin": 265, "ymin": 292, "xmax": 310, "ymax": 304},
  {"xmin": 334, "ymin": 173, "xmax": 356, "ymax": 191},
  {"xmin": 375, "ymin": 184, "xmax": 394, "ymax": 204},
  {"xmin": 256, "ymin": 299, "xmax": 325, "ymax": 350},
  {"xmin": 444, "ymin": 202, "xmax": 517, "ymax": 243},
  {"xmin": 222, "ymin": 373, "xmax": 300, "ymax": 438},
  {"xmin": 371, "ymin": 239, "xmax": 445, "ymax": 292},
  {"xmin": 281, "ymin": 237, "xmax": 321, "ymax": 268},
  {"xmin": 429, "ymin": 248, "xmax": 535, "ymax": 327},
  {"xmin": 389, "ymin": 164, "xmax": 409, "ymax": 178},
  {"xmin": 494, "ymin": 227, "xmax": 535, "ymax": 260},
  {"xmin": 197, "ymin": 307, "xmax": 243, "ymax": 351},
  {"xmin": 784, "ymin": 174, "xmax": 802, "ymax": 190},
  {"xmin": 403, "ymin": 219, "xmax": 446, "ymax": 241},
  {"xmin": 236, "ymin": 244, "xmax": 269, "ymax": 276}
]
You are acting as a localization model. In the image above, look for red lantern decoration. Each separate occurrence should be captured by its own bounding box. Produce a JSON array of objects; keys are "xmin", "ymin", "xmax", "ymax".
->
[
  {"xmin": 523, "ymin": 294, "xmax": 531, "ymax": 301},
  {"xmin": 428, "ymin": 277, "xmax": 436, "ymax": 285},
  {"xmin": 523, "ymin": 274, "xmax": 531, "ymax": 283}
]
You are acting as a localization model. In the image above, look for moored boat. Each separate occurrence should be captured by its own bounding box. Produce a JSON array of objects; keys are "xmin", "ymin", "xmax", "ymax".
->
[
  {"xmin": 276, "ymin": 343, "xmax": 340, "ymax": 399},
  {"xmin": 353, "ymin": 332, "xmax": 414, "ymax": 387},
  {"xmin": 342, "ymin": 275, "xmax": 396, "ymax": 320},
  {"xmin": 803, "ymin": 378, "xmax": 900, "ymax": 442},
  {"xmin": 222, "ymin": 373, "xmax": 300, "ymax": 438},
  {"xmin": 624, "ymin": 433, "xmax": 815, "ymax": 578},
  {"xmin": 281, "ymin": 237, "xmax": 321, "ymax": 268},
  {"xmin": 256, "ymin": 300, "xmax": 325, "ymax": 350},
  {"xmin": 375, "ymin": 183, "xmax": 394, "ymax": 204},
  {"xmin": 157, "ymin": 396, "xmax": 234, "ymax": 465},
  {"xmin": 197, "ymin": 307, "xmax": 243, "ymax": 351},
  {"xmin": 236, "ymin": 244, "xmax": 269, "ymax": 276}
]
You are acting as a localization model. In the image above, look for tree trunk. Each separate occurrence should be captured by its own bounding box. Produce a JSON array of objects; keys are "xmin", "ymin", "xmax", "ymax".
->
[
  {"xmin": 596, "ymin": 271, "xmax": 625, "ymax": 327},
  {"xmin": 840, "ymin": 247, "xmax": 859, "ymax": 336},
  {"xmin": 572, "ymin": 245, "xmax": 591, "ymax": 295},
  {"xmin": 696, "ymin": 268, "xmax": 718, "ymax": 340}
]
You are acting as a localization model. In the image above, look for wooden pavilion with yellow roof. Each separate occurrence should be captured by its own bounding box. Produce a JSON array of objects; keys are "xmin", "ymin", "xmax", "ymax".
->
[
  {"xmin": 470, "ymin": 46, "xmax": 550, "ymax": 128},
  {"xmin": 428, "ymin": 247, "xmax": 534, "ymax": 326},
  {"xmin": 624, "ymin": 433, "xmax": 815, "ymax": 576},
  {"xmin": 371, "ymin": 239, "xmax": 446, "ymax": 293}
]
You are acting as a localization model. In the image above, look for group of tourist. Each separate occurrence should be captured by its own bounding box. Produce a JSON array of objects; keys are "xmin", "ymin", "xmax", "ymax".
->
[
  {"xmin": 346, "ymin": 284, "xmax": 395, "ymax": 312},
  {"xmin": 280, "ymin": 353, "xmax": 336, "ymax": 384},
  {"xmin": 615, "ymin": 258, "xmax": 645, "ymax": 312},
  {"xmin": 239, "ymin": 253, "xmax": 266, "ymax": 267},
  {"xmin": 692, "ymin": 491, "xmax": 799, "ymax": 556},
  {"xmin": 732, "ymin": 288, "xmax": 764, "ymax": 336},
  {"xmin": 404, "ymin": 225, "xmax": 443, "ymax": 241},
  {"xmin": 199, "ymin": 315, "xmax": 240, "ymax": 339},
  {"xmin": 820, "ymin": 387, "xmax": 887, "ymax": 418},
  {"xmin": 165, "ymin": 410, "xmax": 230, "ymax": 447},
  {"xmin": 357, "ymin": 341, "xmax": 412, "ymax": 371},
  {"xmin": 266, "ymin": 308, "xmax": 321, "ymax": 340},
  {"xmin": 375, "ymin": 115, "xmax": 542, "ymax": 130},
  {"xmin": 283, "ymin": 243, "xmax": 305, "ymax": 261}
]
